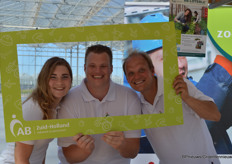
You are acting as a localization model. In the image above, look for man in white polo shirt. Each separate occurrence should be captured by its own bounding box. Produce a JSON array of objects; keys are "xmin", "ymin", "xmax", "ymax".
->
[
  {"xmin": 58, "ymin": 44, "xmax": 141, "ymax": 164},
  {"xmin": 123, "ymin": 50, "xmax": 221, "ymax": 164}
]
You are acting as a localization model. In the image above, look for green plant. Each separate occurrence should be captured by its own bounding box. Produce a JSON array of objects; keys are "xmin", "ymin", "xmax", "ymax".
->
[
  {"xmin": 186, "ymin": 22, "xmax": 195, "ymax": 34},
  {"xmin": 199, "ymin": 18, "xmax": 207, "ymax": 35}
]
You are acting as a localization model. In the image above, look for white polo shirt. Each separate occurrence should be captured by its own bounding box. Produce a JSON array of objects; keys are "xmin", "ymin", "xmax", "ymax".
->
[
  {"xmin": 141, "ymin": 76, "xmax": 220, "ymax": 164},
  {"xmin": 20, "ymin": 98, "xmax": 58, "ymax": 164},
  {"xmin": 58, "ymin": 79, "xmax": 141, "ymax": 164}
]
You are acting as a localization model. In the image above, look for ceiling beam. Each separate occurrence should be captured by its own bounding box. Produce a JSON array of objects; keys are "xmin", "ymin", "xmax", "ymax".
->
[
  {"xmin": 0, "ymin": 24, "xmax": 48, "ymax": 29},
  {"xmin": 76, "ymin": 0, "xmax": 111, "ymax": 26},
  {"xmin": 103, "ymin": 8, "xmax": 124, "ymax": 24},
  {"xmin": 55, "ymin": 0, "xmax": 82, "ymax": 27},
  {"xmin": 32, "ymin": 0, "xmax": 43, "ymax": 26}
]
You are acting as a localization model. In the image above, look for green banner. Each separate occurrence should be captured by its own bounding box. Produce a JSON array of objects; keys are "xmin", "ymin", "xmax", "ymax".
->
[{"xmin": 208, "ymin": 7, "xmax": 232, "ymax": 61}]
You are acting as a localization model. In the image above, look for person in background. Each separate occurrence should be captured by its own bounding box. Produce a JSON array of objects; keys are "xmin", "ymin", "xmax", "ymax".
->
[
  {"xmin": 197, "ymin": 54, "xmax": 232, "ymax": 154},
  {"xmin": 123, "ymin": 50, "xmax": 221, "ymax": 164},
  {"xmin": 132, "ymin": 13, "xmax": 196, "ymax": 81},
  {"xmin": 178, "ymin": 56, "xmax": 197, "ymax": 85},
  {"xmin": 13, "ymin": 57, "xmax": 72, "ymax": 164},
  {"xmin": 58, "ymin": 44, "xmax": 141, "ymax": 164},
  {"xmin": 131, "ymin": 13, "xmax": 168, "ymax": 78}
]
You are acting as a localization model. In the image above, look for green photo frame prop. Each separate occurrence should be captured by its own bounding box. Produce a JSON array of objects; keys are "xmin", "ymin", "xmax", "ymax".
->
[{"xmin": 0, "ymin": 22, "xmax": 183, "ymax": 142}]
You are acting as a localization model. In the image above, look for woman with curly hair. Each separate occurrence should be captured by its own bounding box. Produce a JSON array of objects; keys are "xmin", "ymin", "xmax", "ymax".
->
[{"xmin": 14, "ymin": 57, "xmax": 72, "ymax": 164}]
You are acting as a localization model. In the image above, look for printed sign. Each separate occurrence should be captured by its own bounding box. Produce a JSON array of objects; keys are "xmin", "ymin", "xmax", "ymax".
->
[{"xmin": 170, "ymin": 0, "xmax": 208, "ymax": 57}]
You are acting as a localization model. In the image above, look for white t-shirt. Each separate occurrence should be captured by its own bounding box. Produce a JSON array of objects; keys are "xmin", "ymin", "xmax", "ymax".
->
[
  {"xmin": 58, "ymin": 79, "xmax": 141, "ymax": 164},
  {"xmin": 20, "ymin": 98, "xmax": 58, "ymax": 164},
  {"xmin": 141, "ymin": 76, "xmax": 220, "ymax": 164}
]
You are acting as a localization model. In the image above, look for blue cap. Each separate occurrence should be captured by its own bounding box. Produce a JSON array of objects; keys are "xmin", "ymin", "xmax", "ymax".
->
[{"xmin": 132, "ymin": 13, "xmax": 169, "ymax": 52}]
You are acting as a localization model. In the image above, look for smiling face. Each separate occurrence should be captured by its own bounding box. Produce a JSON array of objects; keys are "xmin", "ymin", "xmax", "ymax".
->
[
  {"xmin": 125, "ymin": 55, "xmax": 155, "ymax": 94},
  {"xmin": 48, "ymin": 65, "xmax": 72, "ymax": 103},
  {"xmin": 84, "ymin": 52, "xmax": 113, "ymax": 91}
]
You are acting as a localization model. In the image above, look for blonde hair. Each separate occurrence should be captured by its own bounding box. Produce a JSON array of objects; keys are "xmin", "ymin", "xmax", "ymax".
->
[{"xmin": 24, "ymin": 57, "xmax": 72, "ymax": 120}]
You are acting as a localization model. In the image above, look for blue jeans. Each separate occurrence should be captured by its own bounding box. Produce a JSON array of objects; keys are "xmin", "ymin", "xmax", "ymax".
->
[{"xmin": 197, "ymin": 63, "xmax": 232, "ymax": 154}]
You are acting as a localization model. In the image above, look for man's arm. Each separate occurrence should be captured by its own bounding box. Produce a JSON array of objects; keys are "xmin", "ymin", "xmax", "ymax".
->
[
  {"xmin": 102, "ymin": 131, "xmax": 140, "ymax": 158},
  {"xmin": 62, "ymin": 133, "xmax": 95, "ymax": 163},
  {"xmin": 14, "ymin": 142, "xmax": 33, "ymax": 164},
  {"xmin": 173, "ymin": 75, "xmax": 221, "ymax": 121}
]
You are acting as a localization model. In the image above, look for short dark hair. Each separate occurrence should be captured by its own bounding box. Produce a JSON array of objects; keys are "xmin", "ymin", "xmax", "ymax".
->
[
  {"xmin": 123, "ymin": 50, "xmax": 154, "ymax": 75},
  {"xmin": 85, "ymin": 44, "xmax": 113, "ymax": 65}
]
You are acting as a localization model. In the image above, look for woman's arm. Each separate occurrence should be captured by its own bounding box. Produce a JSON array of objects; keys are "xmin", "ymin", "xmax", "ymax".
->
[
  {"xmin": 174, "ymin": 12, "xmax": 183, "ymax": 23},
  {"xmin": 14, "ymin": 142, "xmax": 33, "ymax": 164}
]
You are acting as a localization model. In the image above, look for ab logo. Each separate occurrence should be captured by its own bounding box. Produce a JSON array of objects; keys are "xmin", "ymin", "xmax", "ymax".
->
[{"xmin": 10, "ymin": 114, "xmax": 31, "ymax": 137}]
